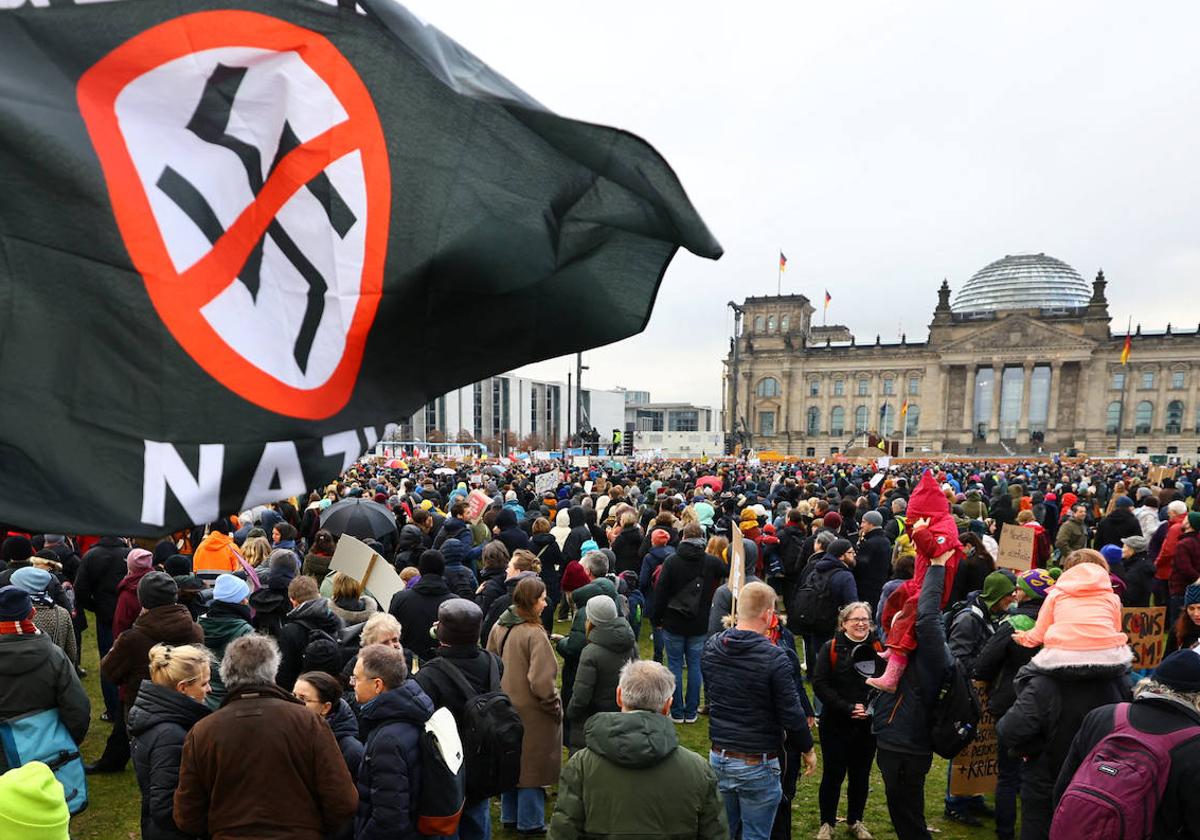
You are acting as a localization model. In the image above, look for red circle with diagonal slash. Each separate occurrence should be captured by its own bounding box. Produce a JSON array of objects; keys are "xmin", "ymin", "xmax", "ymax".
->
[{"xmin": 76, "ymin": 10, "xmax": 389, "ymax": 420}]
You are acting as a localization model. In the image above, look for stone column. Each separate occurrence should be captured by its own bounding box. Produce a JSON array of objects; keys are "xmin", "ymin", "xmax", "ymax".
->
[
  {"xmin": 1018, "ymin": 361, "xmax": 1034, "ymax": 444},
  {"xmin": 963, "ymin": 364, "xmax": 976, "ymax": 441},
  {"xmin": 988, "ymin": 361, "xmax": 1003, "ymax": 444},
  {"xmin": 1047, "ymin": 361, "xmax": 1062, "ymax": 434}
]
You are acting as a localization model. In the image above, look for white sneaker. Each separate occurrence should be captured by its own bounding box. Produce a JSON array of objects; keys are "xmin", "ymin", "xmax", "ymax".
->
[
  {"xmin": 847, "ymin": 821, "xmax": 874, "ymax": 840},
  {"xmin": 815, "ymin": 824, "xmax": 835, "ymax": 840}
]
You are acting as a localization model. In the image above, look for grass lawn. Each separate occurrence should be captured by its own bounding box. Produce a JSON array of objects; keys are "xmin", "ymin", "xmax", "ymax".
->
[{"xmin": 69, "ymin": 621, "xmax": 993, "ymax": 840}]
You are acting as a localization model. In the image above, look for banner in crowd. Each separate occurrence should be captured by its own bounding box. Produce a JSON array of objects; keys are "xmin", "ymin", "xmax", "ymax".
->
[
  {"xmin": 0, "ymin": 0, "xmax": 721, "ymax": 535},
  {"xmin": 996, "ymin": 525, "xmax": 1034, "ymax": 572},
  {"xmin": 1122, "ymin": 605, "xmax": 1168, "ymax": 670},
  {"xmin": 949, "ymin": 682, "xmax": 998, "ymax": 796}
]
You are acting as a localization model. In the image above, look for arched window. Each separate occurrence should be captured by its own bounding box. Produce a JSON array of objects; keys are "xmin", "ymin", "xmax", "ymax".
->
[
  {"xmin": 880, "ymin": 403, "xmax": 894, "ymax": 436},
  {"xmin": 1105, "ymin": 401, "xmax": 1122, "ymax": 434},
  {"xmin": 854, "ymin": 405, "xmax": 869, "ymax": 433},
  {"xmin": 905, "ymin": 405, "xmax": 920, "ymax": 436},
  {"xmin": 1134, "ymin": 401, "xmax": 1153, "ymax": 435},
  {"xmin": 754, "ymin": 315, "xmax": 764, "ymax": 333},
  {"xmin": 830, "ymin": 406, "xmax": 845, "ymax": 436},
  {"xmin": 1166, "ymin": 400, "xmax": 1184, "ymax": 435},
  {"xmin": 767, "ymin": 315, "xmax": 776, "ymax": 333},
  {"xmin": 756, "ymin": 377, "xmax": 781, "ymax": 398},
  {"xmin": 882, "ymin": 377, "xmax": 895, "ymax": 396},
  {"xmin": 807, "ymin": 406, "xmax": 820, "ymax": 435},
  {"xmin": 780, "ymin": 315, "xmax": 790, "ymax": 333}
]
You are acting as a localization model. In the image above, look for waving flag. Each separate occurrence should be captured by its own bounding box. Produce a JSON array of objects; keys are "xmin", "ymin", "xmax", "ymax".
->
[
  {"xmin": 779, "ymin": 251, "xmax": 787, "ymax": 271},
  {"xmin": 1120, "ymin": 333, "xmax": 1132, "ymax": 366},
  {"xmin": 0, "ymin": 0, "xmax": 721, "ymax": 535}
]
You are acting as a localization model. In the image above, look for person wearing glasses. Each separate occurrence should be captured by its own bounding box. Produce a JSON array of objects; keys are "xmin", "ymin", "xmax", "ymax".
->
[{"xmin": 811, "ymin": 602, "xmax": 882, "ymax": 840}]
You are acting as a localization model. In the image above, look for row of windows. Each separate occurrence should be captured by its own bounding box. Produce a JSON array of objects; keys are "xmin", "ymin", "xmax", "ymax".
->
[
  {"xmin": 752, "ymin": 314, "xmax": 791, "ymax": 333},
  {"xmin": 757, "ymin": 404, "xmax": 921, "ymax": 437},
  {"xmin": 1112, "ymin": 371, "xmax": 1189, "ymax": 391},
  {"xmin": 1104, "ymin": 400, "xmax": 1197, "ymax": 435},
  {"xmin": 757, "ymin": 375, "xmax": 921, "ymax": 399}
]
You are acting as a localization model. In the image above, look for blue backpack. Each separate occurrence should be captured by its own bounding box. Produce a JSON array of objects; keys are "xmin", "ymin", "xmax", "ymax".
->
[{"xmin": 0, "ymin": 708, "xmax": 88, "ymax": 814}]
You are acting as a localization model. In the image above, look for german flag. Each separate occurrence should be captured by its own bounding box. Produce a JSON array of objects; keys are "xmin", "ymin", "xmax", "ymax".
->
[
  {"xmin": 1120, "ymin": 333, "xmax": 1132, "ymax": 366},
  {"xmin": 824, "ymin": 290, "xmax": 832, "ymax": 310},
  {"xmin": 900, "ymin": 399, "xmax": 909, "ymax": 418},
  {"xmin": 779, "ymin": 251, "xmax": 787, "ymax": 271}
]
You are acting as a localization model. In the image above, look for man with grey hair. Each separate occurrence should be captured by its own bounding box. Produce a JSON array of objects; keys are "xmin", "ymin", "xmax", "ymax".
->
[
  {"xmin": 557, "ymin": 549, "xmax": 622, "ymax": 717},
  {"xmin": 548, "ymin": 660, "xmax": 728, "ymax": 840},
  {"xmin": 854, "ymin": 510, "xmax": 892, "ymax": 612},
  {"xmin": 174, "ymin": 634, "xmax": 358, "ymax": 839}
]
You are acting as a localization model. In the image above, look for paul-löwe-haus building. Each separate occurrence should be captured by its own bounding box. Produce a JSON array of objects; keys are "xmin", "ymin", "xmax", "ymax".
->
[{"xmin": 723, "ymin": 254, "xmax": 1200, "ymax": 457}]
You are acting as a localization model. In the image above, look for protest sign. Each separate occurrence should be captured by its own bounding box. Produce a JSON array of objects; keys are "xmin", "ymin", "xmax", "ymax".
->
[
  {"xmin": 1122, "ymin": 605, "xmax": 1167, "ymax": 670},
  {"xmin": 728, "ymin": 535, "xmax": 745, "ymax": 619},
  {"xmin": 949, "ymin": 682, "xmax": 998, "ymax": 796},
  {"xmin": 465, "ymin": 489, "xmax": 492, "ymax": 522},
  {"xmin": 329, "ymin": 533, "xmax": 403, "ymax": 606},
  {"xmin": 572, "ymin": 456, "xmax": 591, "ymax": 468},
  {"xmin": 996, "ymin": 525, "xmax": 1034, "ymax": 572},
  {"xmin": 534, "ymin": 471, "xmax": 560, "ymax": 496}
]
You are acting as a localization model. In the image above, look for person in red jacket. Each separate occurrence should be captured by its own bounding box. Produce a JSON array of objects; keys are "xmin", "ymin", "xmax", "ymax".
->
[
  {"xmin": 112, "ymin": 549, "xmax": 155, "ymax": 638},
  {"xmin": 1168, "ymin": 512, "xmax": 1200, "ymax": 627}
]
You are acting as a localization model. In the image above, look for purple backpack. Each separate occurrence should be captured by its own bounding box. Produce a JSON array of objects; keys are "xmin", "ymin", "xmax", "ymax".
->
[{"xmin": 1050, "ymin": 703, "xmax": 1200, "ymax": 840}]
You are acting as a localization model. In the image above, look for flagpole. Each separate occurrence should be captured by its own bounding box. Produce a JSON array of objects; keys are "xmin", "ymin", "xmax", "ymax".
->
[
  {"xmin": 777, "ymin": 259, "xmax": 782, "ymax": 296},
  {"xmin": 1114, "ymin": 316, "xmax": 1132, "ymax": 456}
]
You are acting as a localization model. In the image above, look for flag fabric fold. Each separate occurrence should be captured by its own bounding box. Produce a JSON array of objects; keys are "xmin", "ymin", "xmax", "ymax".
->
[{"xmin": 0, "ymin": 0, "xmax": 721, "ymax": 535}]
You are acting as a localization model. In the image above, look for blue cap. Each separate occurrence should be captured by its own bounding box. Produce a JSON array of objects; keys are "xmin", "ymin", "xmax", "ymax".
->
[
  {"xmin": 212, "ymin": 574, "xmax": 250, "ymax": 605},
  {"xmin": 1100, "ymin": 544, "xmax": 1124, "ymax": 566},
  {"xmin": 10, "ymin": 566, "xmax": 52, "ymax": 595}
]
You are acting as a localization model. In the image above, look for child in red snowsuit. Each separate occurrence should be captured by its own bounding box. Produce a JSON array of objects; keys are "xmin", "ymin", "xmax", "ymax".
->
[{"xmin": 866, "ymin": 470, "xmax": 961, "ymax": 692}]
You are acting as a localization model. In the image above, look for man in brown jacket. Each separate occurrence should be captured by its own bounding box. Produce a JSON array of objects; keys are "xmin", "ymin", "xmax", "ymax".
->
[{"xmin": 174, "ymin": 634, "xmax": 358, "ymax": 839}]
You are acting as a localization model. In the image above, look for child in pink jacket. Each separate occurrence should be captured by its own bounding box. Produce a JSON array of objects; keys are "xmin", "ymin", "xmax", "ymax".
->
[{"xmin": 1014, "ymin": 556, "xmax": 1127, "ymax": 652}]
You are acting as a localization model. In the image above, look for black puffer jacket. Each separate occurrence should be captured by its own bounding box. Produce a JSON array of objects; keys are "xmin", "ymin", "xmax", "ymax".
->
[
  {"xmin": 73, "ymin": 535, "xmax": 129, "ymax": 623},
  {"xmin": 530, "ymin": 532, "xmax": 563, "ymax": 600},
  {"xmin": 388, "ymin": 574, "xmax": 458, "ymax": 664},
  {"xmin": 972, "ymin": 600, "xmax": 1041, "ymax": 718},
  {"xmin": 129, "ymin": 680, "xmax": 210, "ymax": 840},
  {"xmin": 1092, "ymin": 508, "xmax": 1142, "ymax": 550},
  {"xmin": 356, "ymin": 681, "xmax": 435, "ymax": 840},
  {"xmin": 276, "ymin": 597, "xmax": 346, "ymax": 690},
  {"xmin": 852, "ymin": 529, "xmax": 891, "ymax": 610},
  {"xmin": 474, "ymin": 566, "xmax": 507, "ymax": 618},
  {"xmin": 327, "ymin": 698, "xmax": 365, "ymax": 778}
]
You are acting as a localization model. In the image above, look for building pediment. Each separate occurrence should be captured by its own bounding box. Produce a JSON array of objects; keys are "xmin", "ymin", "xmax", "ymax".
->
[{"xmin": 937, "ymin": 314, "xmax": 1095, "ymax": 358}]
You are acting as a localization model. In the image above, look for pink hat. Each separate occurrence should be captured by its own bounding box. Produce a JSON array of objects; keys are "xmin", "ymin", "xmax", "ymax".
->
[{"xmin": 126, "ymin": 548, "xmax": 154, "ymax": 573}]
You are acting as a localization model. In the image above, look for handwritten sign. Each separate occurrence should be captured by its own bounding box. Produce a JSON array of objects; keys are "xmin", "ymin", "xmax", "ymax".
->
[
  {"xmin": 996, "ymin": 525, "xmax": 1034, "ymax": 572},
  {"xmin": 534, "ymin": 471, "xmax": 560, "ymax": 496},
  {"xmin": 1148, "ymin": 465, "xmax": 1176, "ymax": 486},
  {"xmin": 1122, "ymin": 605, "xmax": 1167, "ymax": 670},
  {"xmin": 950, "ymin": 682, "xmax": 998, "ymax": 796}
]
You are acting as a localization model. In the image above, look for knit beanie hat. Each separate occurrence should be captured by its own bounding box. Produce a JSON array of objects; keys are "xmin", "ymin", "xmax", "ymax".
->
[
  {"xmin": 437, "ymin": 598, "xmax": 483, "ymax": 646},
  {"xmin": 981, "ymin": 571, "xmax": 1017, "ymax": 609},
  {"xmin": 1189, "ymin": 511, "xmax": 1200, "ymax": 533},
  {"xmin": 1114, "ymin": 495, "xmax": 1134, "ymax": 509},
  {"xmin": 0, "ymin": 761, "xmax": 69, "ymax": 840},
  {"xmin": 862, "ymin": 510, "xmax": 883, "ymax": 527},
  {"xmin": 1017, "ymin": 568, "xmax": 1055, "ymax": 601},
  {"xmin": 126, "ymin": 547, "xmax": 155, "ymax": 574},
  {"xmin": 0, "ymin": 586, "xmax": 32, "ymax": 621},
  {"xmin": 1099, "ymin": 544, "xmax": 1124, "ymax": 567},
  {"xmin": 827, "ymin": 538, "xmax": 853, "ymax": 559},
  {"xmin": 651, "ymin": 528, "xmax": 671, "ymax": 547},
  {"xmin": 585, "ymin": 594, "xmax": 618, "ymax": 624},
  {"xmin": 1122, "ymin": 534, "xmax": 1148, "ymax": 553},
  {"xmin": 1, "ymin": 535, "xmax": 33, "ymax": 565},
  {"xmin": 137, "ymin": 572, "xmax": 178, "ymax": 609},
  {"xmin": 164, "ymin": 554, "xmax": 193, "ymax": 577},
  {"xmin": 213, "ymin": 573, "xmax": 250, "ymax": 605},
  {"xmin": 1185, "ymin": 583, "xmax": 1200, "ymax": 607},
  {"xmin": 1153, "ymin": 649, "xmax": 1200, "ymax": 692},
  {"xmin": 822, "ymin": 511, "xmax": 843, "ymax": 530},
  {"xmin": 967, "ymin": 519, "xmax": 987, "ymax": 535},
  {"xmin": 581, "ymin": 539, "xmax": 599, "ymax": 555},
  {"xmin": 10, "ymin": 566, "xmax": 52, "ymax": 596}
]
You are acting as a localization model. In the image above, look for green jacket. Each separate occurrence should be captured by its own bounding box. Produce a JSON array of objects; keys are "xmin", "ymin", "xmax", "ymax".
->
[
  {"xmin": 556, "ymin": 577, "xmax": 620, "ymax": 704},
  {"xmin": 548, "ymin": 710, "xmax": 728, "ymax": 840},
  {"xmin": 198, "ymin": 608, "xmax": 255, "ymax": 709},
  {"xmin": 565, "ymin": 618, "xmax": 637, "ymax": 749}
]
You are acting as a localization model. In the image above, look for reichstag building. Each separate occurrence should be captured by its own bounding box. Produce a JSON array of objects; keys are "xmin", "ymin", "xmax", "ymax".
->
[{"xmin": 723, "ymin": 253, "xmax": 1199, "ymax": 457}]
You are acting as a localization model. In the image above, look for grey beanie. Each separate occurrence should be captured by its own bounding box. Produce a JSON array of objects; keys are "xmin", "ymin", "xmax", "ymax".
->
[
  {"xmin": 862, "ymin": 511, "xmax": 883, "ymax": 527},
  {"xmin": 586, "ymin": 595, "xmax": 618, "ymax": 624}
]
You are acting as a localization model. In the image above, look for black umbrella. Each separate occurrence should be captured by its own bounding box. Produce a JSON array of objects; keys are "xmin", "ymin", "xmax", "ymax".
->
[{"xmin": 320, "ymin": 498, "xmax": 398, "ymax": 541}]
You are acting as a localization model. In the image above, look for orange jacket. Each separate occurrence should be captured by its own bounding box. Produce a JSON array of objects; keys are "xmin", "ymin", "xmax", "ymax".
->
[{"xmin": 192, "ymin": 531, "xmax": 242, "ymax": 573}]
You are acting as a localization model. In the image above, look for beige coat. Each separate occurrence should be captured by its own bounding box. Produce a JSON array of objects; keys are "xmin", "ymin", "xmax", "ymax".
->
[{"xmin": 486, "ymin": 610, "xmax": 563, "ymax": 788}]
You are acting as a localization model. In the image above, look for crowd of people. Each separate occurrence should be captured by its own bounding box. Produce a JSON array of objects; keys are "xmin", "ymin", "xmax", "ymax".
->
[{"xmin": 2, "ymin": 454, "xmax": 1200, "ymax": 839}]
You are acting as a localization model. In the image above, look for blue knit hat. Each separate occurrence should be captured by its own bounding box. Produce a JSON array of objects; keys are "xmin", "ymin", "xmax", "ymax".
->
[
  {"xmin": 212, "ymin": 574, "xmax": 250, "ymax": 605},
  {"xmin": 1100, "ymin": 544, "xmax": 1124, "ymax": 567},
  {"xmin": 9, "ymin": 567, "xmax": 52, "ymax": 595}
]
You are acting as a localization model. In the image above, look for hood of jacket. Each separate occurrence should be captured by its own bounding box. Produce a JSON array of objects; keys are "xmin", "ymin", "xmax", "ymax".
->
[
  {"xmin": 674, "ymin": 539, "xmax": 708, "ymax": 564},
  {"xmin": 814, "ymin": 555, "xmax": 850, "ymax": 575},
  {"xmin": 411, "ymin": 574, "xmax": 450, "ymax": 597},
  {"xmin": 495, "ymin": 508, "xmax": 518, "ymax": 530},
  {"xmin": 567, "ymin": 506, "xmax": 585, "ymax": 528},
  {"xmin": 361, "ymin": 680, "xmax": 434, "ymax": 734},
  {"xmin": 327, "ymin": 697, "xmax": 361, "ymax": 741},
  {"xmin": 1053, "ymin": 562, "xmax": 1114, "ymax": 596},
  {"xmin": 555, "ymin": 509, "xmax": 572, "ymax": 529},
  {"xmin": 708, "ymin": 627, "xmax": 774, "ymax": 661},
  {"xmin": 441, "ymin": 518, "xmax": 469, "ymax": 540},
  {"xmin": 116, "ymin": 566, "xmax": 152, "ymax": 597},
  {"xmin": 440, "ymin": 534, "xmax": 470, "ymax": 567},
  {"xmin": 1015, "ymin": 645, "xmax": 1132, "ymax": 689},
  {"xmin": 584, "ymin": 710, "xmax": 678, "ymax": 768},
  {"xmin": 588, "ymin": 617, "xmax": 636, "ymax": 654},
  {"xmin": 199, "ymin": 603, "xmax": 253, "ymax": 644},
  {"xmin": 285, "ymin": 597, "xmax": 344, "ymax": 633},
  {"xmin": 0, "ymin": 634, "xmax": 60, "ymax": 677},
  {"xmin": 133, "ymin": 603, "xmax": 202, "ymax": 642},
  {"xmin": 127, "ymin": 679, "xmax": 210, "ymax": 737},
  {"xmin": 396, "ymin": 524, "xmax": 424, "ymax": 552},
  {"xmin": 504, "ymin": 570, "xmax": 539, "ymax": 594}
]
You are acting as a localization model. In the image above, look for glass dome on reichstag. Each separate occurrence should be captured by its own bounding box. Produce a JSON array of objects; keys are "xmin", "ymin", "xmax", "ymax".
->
[{"xmin": 951, "ymin": 253, "xmax": 1091, "ymax": 314}]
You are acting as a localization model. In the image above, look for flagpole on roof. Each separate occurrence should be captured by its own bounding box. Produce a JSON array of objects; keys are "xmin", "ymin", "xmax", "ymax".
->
[{"xmin": 1114, "ymin": 315, "xmax": 1132, "ymax": 456}]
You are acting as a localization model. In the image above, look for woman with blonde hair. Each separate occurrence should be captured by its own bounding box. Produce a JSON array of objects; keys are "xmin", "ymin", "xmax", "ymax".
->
[
  {"xmin": 705, "ymin": 535, "xmax": 730, "ymax": 566},
  {"xmin": 487, "ymin": 577, "xmax": 561, "ymax": 834},
  {"xmin": 241, "ymin": 536, "xmax": 271, "ymax": 569},
  {"xmin": 128, "ymin": 644, "xmax": 212, "ymax": 840},
  {"xmin": 328, "ymin": 571, "xmax": 379, "ymax": 625}
]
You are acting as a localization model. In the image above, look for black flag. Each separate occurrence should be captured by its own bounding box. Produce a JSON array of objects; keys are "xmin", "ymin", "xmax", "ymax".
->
[{"xmin": 0, "ymin": 0, "xmax": 720, "ymax": 535}]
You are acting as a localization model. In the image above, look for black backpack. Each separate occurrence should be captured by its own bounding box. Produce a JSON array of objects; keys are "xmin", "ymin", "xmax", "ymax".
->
[
  {"xmin": 929, "ymin": 657, "xmax": 982, "ymax": 759},
  {"xmin": 666, "ymin": 575, "xmax": 705, "ymax": 620},
  {"xmin": 301, "ymin": 625, "xmax": 342, "ymax": 677},
  {"xmin": 789, "ymin": 564, "xmax": 840, "ymax": 634},
  {"xmin": 421, "ymin": 655, "xmax": 523, "ymax": 801}
]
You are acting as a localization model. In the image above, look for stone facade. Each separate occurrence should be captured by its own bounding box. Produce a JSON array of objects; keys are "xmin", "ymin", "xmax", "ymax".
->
[{"xmin": 723, "ymin": 269, "xmax": 1200, "ymax": 457}]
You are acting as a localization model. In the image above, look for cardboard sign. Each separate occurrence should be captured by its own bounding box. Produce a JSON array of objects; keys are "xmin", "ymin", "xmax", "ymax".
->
[
  {"xmin": 1122, "ymin": 605, "xmax": 1168, "ymax": 670},
  {"xmin": 1148, "ymin": 465, "xmax": 1176, "ymax": 485},
  {"xmin": 329, "ymin": 533, "xmax": 404, "ymax": 607},
  {"xmin": 465, "ymin": 489, "xmax": 492, "ymax": 522},
  {"xmin": 996, "ymin": 525, "xmax": 1035, "ymax": 572},
  {"xmin": 572, "ymin": 455, "xmax": 590, "ymax": 468},
  {"xmin": 584, "ymin": 480, "xmax": 594, "ymax": 495},
  {"xmin": 869, "ymin": 472, "xmax": 885, "ymax": 489},
  {"xmin": 949, "ymin": 682, "xmax": 998, "ymax": 796},
  {"xmin": 534, "ymin": 471, "xmax": 559, "ymax": 496}
]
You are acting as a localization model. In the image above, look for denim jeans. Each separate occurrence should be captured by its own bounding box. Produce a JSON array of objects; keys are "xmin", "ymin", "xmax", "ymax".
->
[
  {"xmin": 500, "ymin": 787, "xmax": 545, "ymax": 831},
  {"xmin": 710, "ymin": 750, "xmax": 783, "ymax": 840},
  {"xmin": 95, "ymin": 620, "xmax": 120, "ymax": 717},
  {"xmin": 663, "ymin": 630, "xmax": 704, "ymax": 719},
  {"xmin": 994, "ymin": 747, "xmax": 1022, "ymax": 840},
  {"xmin": 454, "ymin": 798, "xmax": 491, "ymax": 840}
]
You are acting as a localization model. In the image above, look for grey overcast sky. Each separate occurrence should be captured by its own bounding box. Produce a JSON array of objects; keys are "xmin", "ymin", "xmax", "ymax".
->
[{"xmin": 404, "ymin": 0, "xmax": 1200, "ymax": 411}]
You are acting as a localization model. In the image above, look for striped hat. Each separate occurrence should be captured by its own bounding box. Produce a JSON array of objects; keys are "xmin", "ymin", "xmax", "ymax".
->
[{"xmin": 1017, "ymin": 568, "xmax": 1056, "ymax": 601}]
